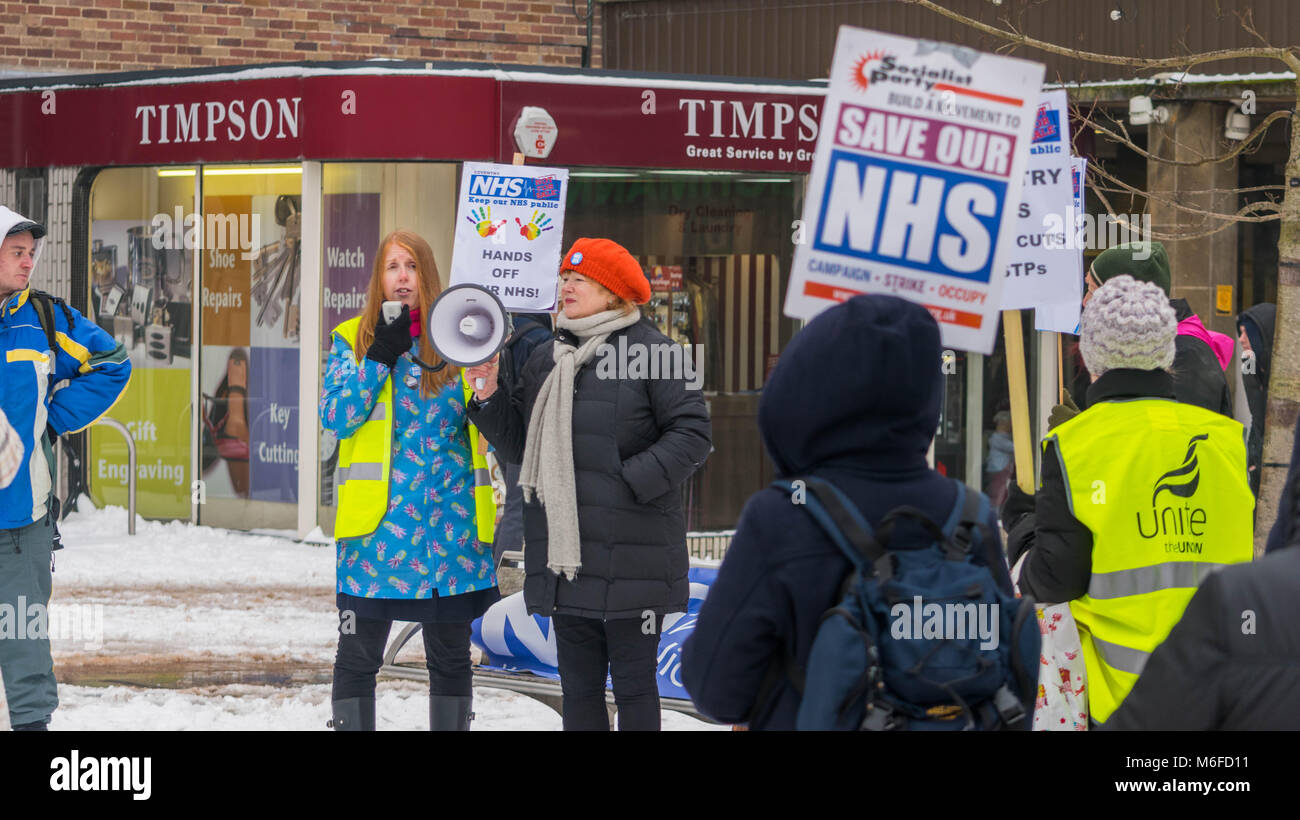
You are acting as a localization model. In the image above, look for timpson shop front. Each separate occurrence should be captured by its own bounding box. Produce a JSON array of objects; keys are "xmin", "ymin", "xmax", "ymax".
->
[{"xmin": 0, "ymin": 62, "xmax": 1036, "ymax": 536}]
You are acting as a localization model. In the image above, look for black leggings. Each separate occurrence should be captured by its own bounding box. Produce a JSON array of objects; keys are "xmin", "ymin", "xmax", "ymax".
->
[
  {"xmin": 552, "ymin": 614, "xmax": 661, "ymax": 731},
  {"xmin": 332, "ymin": 614, "xmax": 473, "ymax": 699}
]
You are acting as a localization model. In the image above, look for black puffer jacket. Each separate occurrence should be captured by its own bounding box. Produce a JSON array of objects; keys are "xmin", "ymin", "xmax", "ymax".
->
[
  {"xmin": 1104, "ymin": 542, "xmax": 1300, "ymax": 730},
  {"xmin": 468, "ymin": 316, "xmax": 712, "ymax": 620}
]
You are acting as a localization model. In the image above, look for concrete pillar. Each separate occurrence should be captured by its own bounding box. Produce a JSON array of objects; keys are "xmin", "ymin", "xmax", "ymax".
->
[{"xmin": 1147, "ymin": 101, "xmax": 1239, "ymax": 336}]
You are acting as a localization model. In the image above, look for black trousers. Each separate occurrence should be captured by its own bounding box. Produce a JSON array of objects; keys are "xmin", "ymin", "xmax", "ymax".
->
[
  {"xmin": 332, "ymin": 614, "xmax": 473, "ymax": 699},
  {"xmin": 552, "ymin": 614, "xmax": 661, "ymax": 731}
]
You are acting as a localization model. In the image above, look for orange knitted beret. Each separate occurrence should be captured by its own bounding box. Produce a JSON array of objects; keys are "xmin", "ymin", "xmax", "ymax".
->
[{"xmin": 559, "ymin": 237, "xmax": 651, "ymax": 305}]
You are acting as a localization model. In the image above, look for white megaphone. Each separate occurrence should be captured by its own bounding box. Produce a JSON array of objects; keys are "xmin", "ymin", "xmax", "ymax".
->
[{"xmin": 426, "ymin": 284, "xmax": 513, "ymax": 389}]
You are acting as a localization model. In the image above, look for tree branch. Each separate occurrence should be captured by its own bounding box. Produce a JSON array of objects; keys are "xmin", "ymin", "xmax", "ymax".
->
[
  {"xmin": 1077, "ymin": 107, "xmax": 1291, "ymax": 168},
  {"xmin": 903, "ymin": 0, "xmax": 1296, "ymax": 70}
]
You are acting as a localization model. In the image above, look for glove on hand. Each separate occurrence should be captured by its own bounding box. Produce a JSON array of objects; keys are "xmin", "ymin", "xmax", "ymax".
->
[
  {"xmin": 1047, "ymin": 391, "xmax": 1080, "ymax": 431},
  {"xmin": 365, "ymin": 305, "xmax": 413, "ymax": 369}
]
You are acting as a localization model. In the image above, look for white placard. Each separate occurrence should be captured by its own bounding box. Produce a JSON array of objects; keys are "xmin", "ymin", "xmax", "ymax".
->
[
  {"xmin": 1000, "ymin": 90, "xmax": 1077, "ymax": 310},
  {"xmin": 450, "ymin": 162, "xmax": 569, "ymax": 311},
  {"xmin": 1035, "ymin": 156, "xmax": 1088, "ymax": 334},
  {"xmin": 784, "ymin": 26, "xmax": 1045, "ymax": 354}
]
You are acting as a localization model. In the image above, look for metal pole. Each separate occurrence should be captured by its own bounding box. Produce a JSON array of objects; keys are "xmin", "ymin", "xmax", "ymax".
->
[
  {"xmin": 584, "ymin": 0, "xmax": 593, "ymax": 68},
  {"xmin": 93, "ymin": 417, "xmax": 136, "ymax": 535}
]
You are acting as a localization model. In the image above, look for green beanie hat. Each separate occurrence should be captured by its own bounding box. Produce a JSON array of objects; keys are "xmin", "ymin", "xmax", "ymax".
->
[{"xmin": 1089, "ymin": 241, "xmax": 1170, "ymax": 295}]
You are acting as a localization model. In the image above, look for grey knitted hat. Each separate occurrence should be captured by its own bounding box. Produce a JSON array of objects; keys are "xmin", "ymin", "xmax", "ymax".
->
[{"xmin": 1079, "ymin": 274, "xmax": 1176, "ymax": 377}]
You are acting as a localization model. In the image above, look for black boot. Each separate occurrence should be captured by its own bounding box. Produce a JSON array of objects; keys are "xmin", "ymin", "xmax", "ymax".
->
[
  {"xmin": 328, "ymin": 697, "xmax": 375, "ymax": 731},
  {"xmin": 429, "ymin": 695, "xmax": 473, "ymax": 731}
]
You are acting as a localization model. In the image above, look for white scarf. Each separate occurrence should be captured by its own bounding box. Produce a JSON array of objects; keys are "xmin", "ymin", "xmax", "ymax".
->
[{"xmin": 518, "ymin": 307, "xmax": 642, "ymax": 580}]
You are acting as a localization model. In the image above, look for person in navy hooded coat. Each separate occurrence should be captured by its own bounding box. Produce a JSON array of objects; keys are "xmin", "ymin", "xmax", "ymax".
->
[{"xmin": 681, "ymin": 294, "xmax": 1012, "ymax": 730}]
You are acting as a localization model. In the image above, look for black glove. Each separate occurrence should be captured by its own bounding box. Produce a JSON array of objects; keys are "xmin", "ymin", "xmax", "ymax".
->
[
  {"xmin": 1000, "ymin": 477, "xmax": 1036, "ymax": 530},
  {"xmin": 365, "ymin": 305, "xmax": 412, "ymax": 368}
]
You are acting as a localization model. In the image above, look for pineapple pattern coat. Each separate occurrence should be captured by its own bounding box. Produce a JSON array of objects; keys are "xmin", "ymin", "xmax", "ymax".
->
[{"xmin": 320, "ymin": 334, "xmax": 496, "ymax": 601}]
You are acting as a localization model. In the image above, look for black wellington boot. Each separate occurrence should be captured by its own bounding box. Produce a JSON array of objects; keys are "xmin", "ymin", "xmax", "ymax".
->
[
  {"xmin": 429, "ymin": 695, "xmax": 473, "ymax": 731},
  {"xmin": 327, "ymin": 697, "xmax": 376, "ymax": 731}
]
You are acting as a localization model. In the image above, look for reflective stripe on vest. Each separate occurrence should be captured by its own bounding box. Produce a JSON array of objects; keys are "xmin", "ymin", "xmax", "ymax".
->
[
  {"xmin": 1051, "ymin": 397, "xmax": 1253, "ymax": 724},
  {"xmin": 331, "ymin": 316, "xmax": 393, "ymax": 540},
  {"xmin": 462, "ymin": 374, "xmax": 496, "ymax": 545},
  {"xmin": 1087, "ymin": 560, "xmax": 1232, "ymax": 600}
]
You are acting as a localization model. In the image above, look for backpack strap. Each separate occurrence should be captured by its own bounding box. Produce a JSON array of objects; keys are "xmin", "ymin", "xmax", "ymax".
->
[
  {"xmin": 947, "ymin": 478, "xmax": 1001, "ymax": 569},
  {"xmin": 30, "ymin": 289, "xmax": 59, "ymax": 358},
  {"xmin": 772, "ymin": 477, "xmax": 890, "ymax": 579}
]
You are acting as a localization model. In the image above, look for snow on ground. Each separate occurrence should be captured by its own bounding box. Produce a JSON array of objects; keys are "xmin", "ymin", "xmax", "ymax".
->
[{"xmin": 0, "ymin": 502, "xmax": 724, "ymax": 731}]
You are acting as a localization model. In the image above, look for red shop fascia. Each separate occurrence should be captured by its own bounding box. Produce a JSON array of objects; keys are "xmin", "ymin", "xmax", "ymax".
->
[{"xmin": 0, "ymin": 61, "xmax": 826, "ymax": 173}]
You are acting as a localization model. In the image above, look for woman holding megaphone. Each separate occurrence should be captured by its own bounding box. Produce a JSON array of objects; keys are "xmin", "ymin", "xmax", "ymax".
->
[
  {"xmin": 466, "ymin": 238, "xmax": 712, "ymax": 731},
  {"xmin": 320, "ymin": 230, "xmax": 499, "ymax": 732}
]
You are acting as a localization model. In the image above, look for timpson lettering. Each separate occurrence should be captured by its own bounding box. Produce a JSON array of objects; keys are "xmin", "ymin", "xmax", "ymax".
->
[
  {"xmin": 134, "ymin": 97, "xmax": 303, "ymax": 145},
  {"xmin": 677, "ymin": 98, "xmax": 821, "ymax": 142}
]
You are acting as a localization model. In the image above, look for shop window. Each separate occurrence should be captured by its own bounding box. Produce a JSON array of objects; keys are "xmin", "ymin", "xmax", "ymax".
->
[
  {"xmin": 565, "ymin": 172, "xmax": 802, "ymax": 530},
  {"xmin": 316, "ymin": 163, "xmax": 459, "ymax": 534},
  {"xmin": 86, "ymin": 167, "xmax": 196, "ymax": 519},
  {"xmin": 197, "ymin": 166, "xmax": 303, "ymax": 529}
]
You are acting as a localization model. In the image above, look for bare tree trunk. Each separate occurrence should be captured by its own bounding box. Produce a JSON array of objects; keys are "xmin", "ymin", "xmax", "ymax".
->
[{"xmin": 1255, "ymin": 84, "xmax": 1300, "ymax": 553}]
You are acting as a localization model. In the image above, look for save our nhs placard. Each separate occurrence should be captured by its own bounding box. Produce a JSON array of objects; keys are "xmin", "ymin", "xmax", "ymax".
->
[
  {"xmin": 450, "ymin": 162, "xmax": 569, "ymax": 312},
  {"xmin": 999, "ymin": 90, "xmax": 1078, "ymax": 311},
  {"xmin": 784, "ymin": 26, "xmax": 1045, "ymax": 354}
]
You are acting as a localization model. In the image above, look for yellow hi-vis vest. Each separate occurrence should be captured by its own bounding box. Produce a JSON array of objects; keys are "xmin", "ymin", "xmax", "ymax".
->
[
  {"xmin": 330, "ymin": 316, "xmax": 496, "ymax": 544},
  {"xmin": 1048, "ymin": 397, "xmax": 1253, "ymax": 723}
]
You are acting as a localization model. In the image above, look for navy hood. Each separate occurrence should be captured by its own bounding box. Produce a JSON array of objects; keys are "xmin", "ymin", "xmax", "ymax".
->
[
  {"xmin": 759, "ymin": 295, "xmax": 942, "ymax": 477},
  {"xmin": 1238, "ymin": 303, "xmax": 1275, "ymax": 386}
]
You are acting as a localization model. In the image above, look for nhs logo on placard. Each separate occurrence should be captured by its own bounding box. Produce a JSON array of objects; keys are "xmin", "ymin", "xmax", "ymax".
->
[
  {"xmin": 467, "ymin": 174, "xmax": 563, "ymax": 201},
  {"xmin": 1029, "ymin": 104, "xmax": 1062, "ymax": 155},
  {"xmin": 814, "ymin": 151, "xmax": 1006, "ymax": 284}
]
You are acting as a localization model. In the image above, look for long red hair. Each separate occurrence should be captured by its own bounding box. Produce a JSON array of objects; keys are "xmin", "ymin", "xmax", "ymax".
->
[{"xmin": 353, "ymin": 230, "xmax": 456, "ymax": 398}]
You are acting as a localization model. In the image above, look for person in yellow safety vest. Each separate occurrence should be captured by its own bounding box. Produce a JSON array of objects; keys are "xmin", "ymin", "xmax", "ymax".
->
[
  {"xmin": 1002, "ymin": 275, "xmax": 1253, "ymax": 726},
  {"xmin": 319, "ymin": 230, "xmax": 498, "ymax": 733}
]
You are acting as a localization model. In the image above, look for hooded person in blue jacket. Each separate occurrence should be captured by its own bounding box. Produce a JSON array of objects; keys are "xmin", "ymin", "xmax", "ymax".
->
[
  {"xmin": 0, "ymin": 206, "xmax": 131, "ymax": 730},
  {"xmin": 681, "ymin": 294, "xmax": 1012, "ymax": 730}
]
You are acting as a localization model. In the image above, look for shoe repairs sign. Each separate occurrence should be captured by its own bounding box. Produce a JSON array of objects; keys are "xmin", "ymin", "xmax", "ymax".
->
[
  {"xmin": 450, "ymin": 161, "xmax": 569, "ymax": 312},
  {"xmin": 784, "ymin": 26, "xmax": 1045, "ymax": 354}
]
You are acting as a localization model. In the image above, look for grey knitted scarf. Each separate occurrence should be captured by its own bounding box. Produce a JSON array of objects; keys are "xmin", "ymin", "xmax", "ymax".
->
[{"xmin": 518, "ymin": 307, "xmax": 641, "ymax": 580}]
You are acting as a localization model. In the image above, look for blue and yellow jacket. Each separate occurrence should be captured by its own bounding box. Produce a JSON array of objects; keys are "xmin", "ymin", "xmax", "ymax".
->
[{"xmin": 0, "ymin": 287, "xmax": 131, "ymax": 528}]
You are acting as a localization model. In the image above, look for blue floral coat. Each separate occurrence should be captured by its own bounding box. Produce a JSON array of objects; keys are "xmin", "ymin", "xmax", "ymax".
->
[{"xmin": 320, "ymin": 335, "xmax": 496, "ymax": 601}]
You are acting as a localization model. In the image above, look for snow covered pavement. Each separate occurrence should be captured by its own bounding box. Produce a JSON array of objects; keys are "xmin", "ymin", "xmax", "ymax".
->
[{"xmin": 0, "ymin": 503, "xmax": 722, "ymax": 731}]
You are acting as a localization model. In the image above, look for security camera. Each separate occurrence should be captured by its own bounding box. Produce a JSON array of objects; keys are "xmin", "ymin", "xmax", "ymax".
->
[
  {"xmin": 1129, "ymin": 95, "xmax": 1169, "ymax": 126},
  {"xmin": 1225, "ymin": 106, "xmax": 1251, "ymax": 140},
  {"xmin": 1110, "ymin": 8, "xmax": 1123, "ymax": 21}
]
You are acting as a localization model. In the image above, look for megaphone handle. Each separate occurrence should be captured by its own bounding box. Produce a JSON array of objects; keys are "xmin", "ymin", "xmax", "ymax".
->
[{"xmin": 475, "ymin": 377, "xmax": 486, "ymax": 391}]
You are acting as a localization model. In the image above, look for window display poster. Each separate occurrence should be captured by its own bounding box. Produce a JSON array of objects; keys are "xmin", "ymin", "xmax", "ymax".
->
[
  {"xmin": 201, "ymin": 195, "xmax": 253, "ymax": 347},
  {"xmin": 87, "ymin": 368, "xmax": 191, "ymax": 519},
  {"xmin": 90, "ymin": 219, "xmax": 193, "ymax": 372},
  {"xmin": 199, "ymin": 345, "xmax": 252, "ymax": 499},
  {"xmin": 249, "ymin": 347, "xmax": 299, "ymax": 503},
  {"xmin": 249, "ymin": 192, "xmax": 303, "ymax": 350},
  {"xmin": 321, "ymin": 193, "xmax": 381, "ymax": 349},
  {"xmin": 87, "ymin": 219, "xmax": 193, "ymax": 519},
  {"xmin": 449, "ymin": 162, "xmax": 568, "ymax": 312},
  {"xmin": 784, "ymin": 26, "xmax": 1045, "ymax": 354}
]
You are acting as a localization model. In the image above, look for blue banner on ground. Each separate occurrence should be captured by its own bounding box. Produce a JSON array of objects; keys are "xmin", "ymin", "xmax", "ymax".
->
[{"xmin": 470, "ymin": 566, "xmax": 717, "ymax": 700}]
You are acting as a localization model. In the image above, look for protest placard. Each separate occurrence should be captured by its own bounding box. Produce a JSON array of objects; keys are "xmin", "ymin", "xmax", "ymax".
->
[
  {"xmin": 1000, "ymin": 90, "xmax": 1077, "ymax": 311},
  {"xmin": 449, "ymin": 161, "xmax": 569, "ymax": 311},
  {"xmin": 1035, "ymin": 156, "xmax": 1088, "ymax": 334},
  {"xmin": 783, "ymin": 26, "xmax": 1045, "ymax": 354}
]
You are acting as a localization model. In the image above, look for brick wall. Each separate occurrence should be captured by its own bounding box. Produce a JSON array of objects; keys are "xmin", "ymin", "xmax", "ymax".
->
[{"xmin": 0, "ymin": 0, "xmax": 602, "ymax": 75}]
